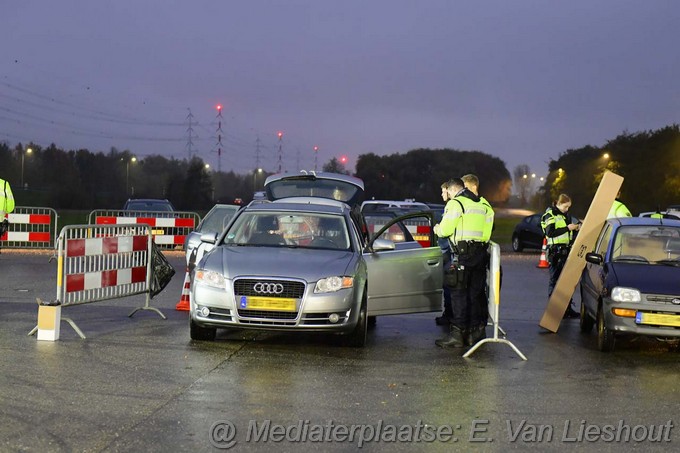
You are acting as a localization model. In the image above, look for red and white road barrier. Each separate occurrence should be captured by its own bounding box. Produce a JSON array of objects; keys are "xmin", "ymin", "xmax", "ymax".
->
[
  {"xmin": 88, "ymin": 209, "xmax": 200, "ymax": 249},
  {"xmin": 0, "ymin": 206, "xmax": 57, "ymax": 248}
]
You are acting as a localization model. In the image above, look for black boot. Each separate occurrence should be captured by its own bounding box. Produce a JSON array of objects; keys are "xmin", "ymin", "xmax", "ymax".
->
[
  {"xmin": 467, "ymin": 325, "xmax": 487, "ymax": 345},
  {"xmin": 435, "ymin": 325, "xmax": 465, "ymax": 348}
]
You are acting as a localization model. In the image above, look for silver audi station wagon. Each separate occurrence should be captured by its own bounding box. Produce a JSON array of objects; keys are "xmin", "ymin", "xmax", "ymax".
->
[{"xmin": 189, "ymin": 172, "xmax": 443, "ymax": 346}]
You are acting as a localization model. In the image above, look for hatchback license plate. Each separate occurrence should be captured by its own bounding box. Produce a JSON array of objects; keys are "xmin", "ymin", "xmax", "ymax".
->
[
  {"xmin": 241, "ymin": 296, "xmax": 296, "ymax": 312},
  {"xmin": 636, "ymin": 312, "xmax": 680, "ymax": 327}
]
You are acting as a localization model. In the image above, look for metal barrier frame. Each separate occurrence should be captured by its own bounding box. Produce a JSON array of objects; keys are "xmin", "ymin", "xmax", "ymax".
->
[
  {"xmin": 28, "ymin": 223, "xmax": 165, "ymax": 339},
  {"xmin": 463, "ymin": 242, "xmax": 527, "ymax": 360},
  {"xmin": 87, "ymin": 209, "xmax": 200, "ymax": 250},
  {"xmin": 0, "ymin": 206, "xmax": 58, "ymax": 249}
]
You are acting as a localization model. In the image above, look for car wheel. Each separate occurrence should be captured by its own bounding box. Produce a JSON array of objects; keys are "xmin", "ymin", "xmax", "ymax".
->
[
  {"xmin": 511, "ymin": 235, "xmax": 523, "ymax": 252},
  {"xmin": 597, "ymin": 303, "xmax": 615, "ymax": 352},
  {"xmin": 344, "ymin": 293, "xmax": 368, "ymax": 347},
  {"xmin": 579, "ymin": 300, "xmax": 594, "ymax": 333},
  {"xmin": 190, "ymin": 318, "xmax": 216, "ymax": 341}
]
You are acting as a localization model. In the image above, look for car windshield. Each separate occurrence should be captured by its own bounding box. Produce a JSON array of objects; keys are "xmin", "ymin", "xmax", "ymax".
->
[
  {"xmin": 611, "ymin": 225, "xmax": 680, "ymax": 263},
  {"xmin": 125, "ymin": 200, "xmax": 174, "ymax": 211},
  {"xmin": 198, "ymin": 206, "xmax": 239, "ymax": 233},
  {"xmin": 222, "ymin": 212, "xmax": 351, "ymax": 250}
]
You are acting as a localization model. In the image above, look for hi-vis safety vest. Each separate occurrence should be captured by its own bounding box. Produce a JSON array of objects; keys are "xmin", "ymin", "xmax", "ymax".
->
[
  {"xmin": 480, "ymin": 196, "xmax": 494, "ymax": 242},
  {"xmin": 607, "ymin": 200, "xmax": 631, "ymax": 219},
  {"xmin": 541, "ymin": 207, "xmax": 572, "ymax": 246},
  {"xmin": 437, "ymin": 195, "xmax": 487, "ymax": 244},
  {"xmin": 0, "ymin": 178, "xmax": 15, "ymax": 217}
]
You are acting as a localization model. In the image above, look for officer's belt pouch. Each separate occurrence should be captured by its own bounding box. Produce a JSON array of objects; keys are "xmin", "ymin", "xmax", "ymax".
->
[{"xmin": 444, "ymin": 264, "xmax": 467, "ymax": 289}]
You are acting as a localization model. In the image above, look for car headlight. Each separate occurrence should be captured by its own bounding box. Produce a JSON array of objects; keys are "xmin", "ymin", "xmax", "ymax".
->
[
  {"xmin": 611, "ymin": 286, "xmax": 641, "ymax": 303},
  {"xmin": 194, "ymin": 269, "xmax": 226, "ymax": 289},
  {"xmin": 314, "ymin": 276, "xmax": 354, "ymax": 293}
]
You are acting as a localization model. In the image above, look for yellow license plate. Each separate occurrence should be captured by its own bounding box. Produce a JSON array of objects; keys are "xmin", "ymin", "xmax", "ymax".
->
[
  {"xmin": 636, "ymin": 312, "xmax": 680, "ymax": 327},
  {"xmin": 241, "ymin": 296, "xmax": 297, "ymax": 312}
]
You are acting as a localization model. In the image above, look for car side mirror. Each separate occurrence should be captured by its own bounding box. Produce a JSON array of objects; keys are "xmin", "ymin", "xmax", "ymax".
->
[
  {"xmin": 372, "ymin": 238, "xmax": 396, "ymax": 251},
  {"xmin": 200, "ymin": 232, "xmax": 218, "ymax": 244},
  {"xmin": 585, "ymin": 252, "xmax": 603, "ymax": 265}
]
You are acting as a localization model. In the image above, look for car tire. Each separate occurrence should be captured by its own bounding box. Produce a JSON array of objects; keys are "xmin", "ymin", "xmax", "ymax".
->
[
  {"xmin": 579, "ymin": 300, "xmax": 594, "ymax": 333},
  {"xmin": 511, "ymin": 235, "xmax": 523, "ymax": 252},
  {"xmin": 190, "ymin": 318, "xmax": 216, "ymax": 341},
  {"xmin": 597, "ymin": 303, "xmax": 615, "ymax": 352},
  {"xmin": 344, "ymin": 293, "xmax": 368, "ymax": 347}
]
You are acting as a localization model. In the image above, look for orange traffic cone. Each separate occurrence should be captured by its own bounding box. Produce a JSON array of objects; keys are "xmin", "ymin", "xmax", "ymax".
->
[
  {"xmin": 537, "ymin": 238, "xmax": 549, "ymax": 268},
  {"xmin": 175, "ymin": 271, "xmax": 191, "ymax": 311}
]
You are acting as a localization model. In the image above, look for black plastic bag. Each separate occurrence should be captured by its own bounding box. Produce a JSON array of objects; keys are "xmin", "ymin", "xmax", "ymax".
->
[
  {"xmin": 150, "ymin": 242, "xmax": 175, "ymax": 298},
  {"xmin": 0, "ymin": 219, "xmax": 9, "ymax": 237}
]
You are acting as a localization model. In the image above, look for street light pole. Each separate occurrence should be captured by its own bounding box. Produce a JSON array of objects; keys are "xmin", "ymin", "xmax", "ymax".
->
[
  {"xmin": 253, "ymin": 168, "xmax": 263, "ymax": 192},
  {"xmin": 21, "ymin": 148, "xmax": 32, "ymax": 188},
  {"xmin": 124, "ymin": 156, "xmax": 137, "ymax": 196}
]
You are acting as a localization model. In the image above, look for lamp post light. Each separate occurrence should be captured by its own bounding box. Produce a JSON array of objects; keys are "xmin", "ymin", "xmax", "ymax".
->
[
  {"xmin": 123, "ymin": 156, "xmax": 137, "ymax": 196},
  {"xmin": 253, "ymin": 168, "xmax": 263, "ymax": 192},
  {"xmin": 21, "ymin": 147, "xmax": 32, "ymax": 188}
]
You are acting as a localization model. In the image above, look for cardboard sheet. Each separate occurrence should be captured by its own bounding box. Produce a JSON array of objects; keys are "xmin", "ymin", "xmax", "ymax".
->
[{"xmin": 539, "ymin": 171, "xmax": 623, "ymax": 332}]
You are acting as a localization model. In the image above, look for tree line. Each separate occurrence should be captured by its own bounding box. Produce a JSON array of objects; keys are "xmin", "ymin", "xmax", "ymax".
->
[
  {"xmin": 539, "ymin": 124, "xmax": 680, "ymax": 218},
  {"xmin": 2, "ymin": 123, "xmax": 678, "ymax": 215}
]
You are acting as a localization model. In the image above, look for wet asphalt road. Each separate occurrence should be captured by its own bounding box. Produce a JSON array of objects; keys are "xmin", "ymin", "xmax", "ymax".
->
[{"xmin": 1, "ymin": 249, "xmax": 679, "ymax": 452}]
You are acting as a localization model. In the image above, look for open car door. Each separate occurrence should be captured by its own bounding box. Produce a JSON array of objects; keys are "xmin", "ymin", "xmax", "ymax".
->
[{"xmin": 363, "ymin": 211, "xmax": 443, "ymax": 316}]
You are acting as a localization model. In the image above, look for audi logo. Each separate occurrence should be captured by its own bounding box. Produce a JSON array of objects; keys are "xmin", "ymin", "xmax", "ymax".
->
[{"xmin": 253, "ymin": 282, "xmax": 284, "ymax": 295}]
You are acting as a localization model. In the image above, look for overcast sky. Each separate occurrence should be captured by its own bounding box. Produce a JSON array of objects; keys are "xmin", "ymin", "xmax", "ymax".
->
[{"xmin": 2, "ymin": 0, "xmax": 679, "ymax": 181}]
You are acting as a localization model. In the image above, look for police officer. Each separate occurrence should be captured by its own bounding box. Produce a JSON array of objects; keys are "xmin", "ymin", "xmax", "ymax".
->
[
  {"xmin": 434, "ymin": 178, "xmax": 490, "ymax": 348},
  {"xmin": 541, "ymin": 193, "xmax": 580, "ymax": 318},
  {"xmin": 608, "ymin": 191, "xmax": 632, "ymax": 219},
  {"xmin": 462, "ymin": 174, "xmax": 495, "ymax": 336},
  {"xmin": 1, "ymin": 177, "xmax": 15, "ymax": 248}
]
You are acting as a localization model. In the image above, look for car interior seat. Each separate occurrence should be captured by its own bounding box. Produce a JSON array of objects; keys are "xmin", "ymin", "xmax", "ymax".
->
[
  {"xmin": 250, "ymin": 215, "xmax": 285, "ymax": 245},
  {"xmin": 664, "ymin": 237, "xmax": 680, "ymax": 258},
  {"xmin": 311, "ymin": 217, "xmax": 343, "ymax": 248}
]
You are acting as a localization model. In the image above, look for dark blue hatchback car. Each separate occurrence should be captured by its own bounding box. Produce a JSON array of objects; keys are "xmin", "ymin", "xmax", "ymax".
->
[{"xmin": 579, "ymin": 217, "xmax": 680, "ymax": 351}]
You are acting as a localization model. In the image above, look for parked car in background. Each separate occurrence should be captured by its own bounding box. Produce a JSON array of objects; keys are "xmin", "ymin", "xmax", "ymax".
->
[
  {"xmin": 511, "ymin": 212, "xmax": 581, "ymax": 252},
  {"xmin": 639, "ymin": 209, "xmax": 680, "ymax": 220},
  {"xmin": 511, "ymin": 214, "xmax": 544, "ymax": 252},
  {"xmin": 189, "ymin": 172, "xmax": 442, "ymax": 346},
  {"xmin": 360, "ymin": 199, "xmax": 430, "ymax": 214},
  {"xmin": 123, "ymin": 198, "xmax": 175, "ymax": 212},
  {"xmin": 425, "ymin": 203, "xmax": 445, "ymax": 223},
  {"xmin": 579, "ymin": 217, "xmax": 680, "ymax": 352},
  {"xmin": 184, "ymin": 204, "xmax": 241, "ymax": 262}
]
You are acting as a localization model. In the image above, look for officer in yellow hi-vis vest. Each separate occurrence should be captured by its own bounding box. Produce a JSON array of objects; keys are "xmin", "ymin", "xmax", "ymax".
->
[
  {"xmin": 607, "ymin": 191, "xmax": 632, "ymax": 219},
  {"xmin": 541, "ymin": 193, "xmax": 581, "ymax": 318},
  {"xmin": 1, "ymin": 177, "xmax": 15, "ymax": 242},
  {"xmin": 462, "ymin": 173, "xmax": 495, "ymax": 330},
  {"xmin": 434, "ymin": 178, "xmax": 490, "ymax": 348}
]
